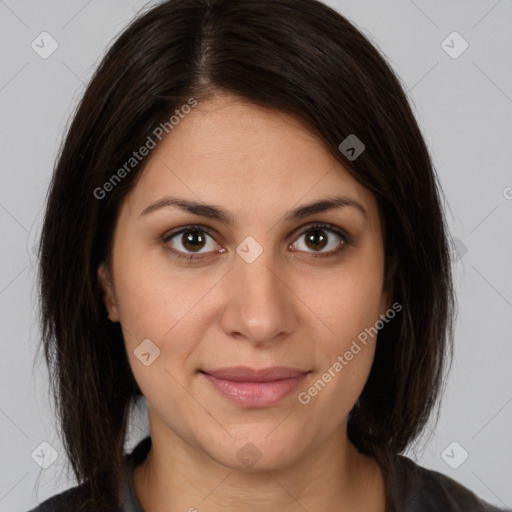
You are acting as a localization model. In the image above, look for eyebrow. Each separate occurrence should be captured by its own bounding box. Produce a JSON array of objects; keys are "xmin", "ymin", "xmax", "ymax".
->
[{"xmin": 139, "ymin": 195, "xmax": 367, "ymax": 223}]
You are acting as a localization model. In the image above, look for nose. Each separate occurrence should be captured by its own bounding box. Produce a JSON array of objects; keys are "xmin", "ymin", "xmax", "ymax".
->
[{"xmin": 219, "ymin": 241, "xmax": 297, "ymax": 347}]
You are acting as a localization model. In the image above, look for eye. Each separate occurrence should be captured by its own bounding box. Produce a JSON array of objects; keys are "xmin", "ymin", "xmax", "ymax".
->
[
  {"xmin": 291, "ymin": 223, "xmax": 350, "ymax": 258},
  {"xmin": 162, "ymin": 222, "xmax": 351, "ymax": 263},
  {"xmin": 162, "ymin": 225, "xmax": 223, "ymax": 262}
]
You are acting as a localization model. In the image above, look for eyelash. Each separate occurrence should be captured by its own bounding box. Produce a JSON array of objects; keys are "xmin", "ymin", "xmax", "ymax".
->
[{"xmin": 161, "ymin": 223, "xmax": 351, "ymax": 263}]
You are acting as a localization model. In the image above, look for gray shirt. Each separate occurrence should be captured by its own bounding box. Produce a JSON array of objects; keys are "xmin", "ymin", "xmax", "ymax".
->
[{"xmin": 27, "ymin": 436, "xmax": 510, "ymax": 512}]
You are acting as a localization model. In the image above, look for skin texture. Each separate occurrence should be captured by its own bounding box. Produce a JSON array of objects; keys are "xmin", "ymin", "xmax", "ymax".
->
[{"xmin": 98, "ymin": 94, "xmax": 391, "ymax": 511}]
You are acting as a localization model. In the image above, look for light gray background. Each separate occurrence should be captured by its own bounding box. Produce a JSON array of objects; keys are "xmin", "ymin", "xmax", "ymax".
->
[{"xmin": 0, "ymin": 0, "xmax": 511, "ymax": 510}]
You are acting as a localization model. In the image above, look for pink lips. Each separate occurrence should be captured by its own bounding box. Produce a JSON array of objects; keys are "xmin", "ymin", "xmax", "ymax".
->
[{"xmin": 200, "ymin": 366, "xmax": 309, "ymax": 408}]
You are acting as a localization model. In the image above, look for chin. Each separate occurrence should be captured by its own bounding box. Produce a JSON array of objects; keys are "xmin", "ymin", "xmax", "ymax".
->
[{"xmin": 199, "ymin": 427, "xmax": 308, "ymax": 473}]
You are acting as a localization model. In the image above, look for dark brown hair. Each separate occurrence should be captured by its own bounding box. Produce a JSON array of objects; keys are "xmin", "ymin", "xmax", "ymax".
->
[{"xmin": 37, "ymin": 0, "xmax": 455, "ymax": 510}]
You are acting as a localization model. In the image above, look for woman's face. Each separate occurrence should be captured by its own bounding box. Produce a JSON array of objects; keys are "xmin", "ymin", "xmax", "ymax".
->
[{"xmin": 99, "ymin": 93, "xmax": 391, "ymax": 471}]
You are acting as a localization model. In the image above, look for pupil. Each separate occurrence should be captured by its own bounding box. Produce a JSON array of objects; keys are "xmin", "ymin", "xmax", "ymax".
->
[
  {"xmin": 306, "ymin": 230, "xmax": 327, "ymax": 250},
  {"xmin": 183, "ymin": 230, "xmax": 205, "ymax": 252}
]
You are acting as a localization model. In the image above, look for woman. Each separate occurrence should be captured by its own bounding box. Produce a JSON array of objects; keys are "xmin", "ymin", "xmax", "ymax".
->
[{"xmin": 30, "ymin": 0, "xmax": 510, "ymax": 511}]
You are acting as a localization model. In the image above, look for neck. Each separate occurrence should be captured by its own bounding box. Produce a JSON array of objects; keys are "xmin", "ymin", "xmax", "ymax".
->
[{"xmin": 133, "ymin": 414, "xmax": 386, "ymax": 512}]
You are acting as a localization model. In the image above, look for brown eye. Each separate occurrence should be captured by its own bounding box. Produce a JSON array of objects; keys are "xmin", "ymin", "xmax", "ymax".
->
[
  {"xmin": 181, "ymin": 230, "xmax": 207, "ymax": 252},
  {"xmin": 292, "ymin": 223, "xmax": 350, "ymax": 258},
  {"xmin": 304, "ymin": 229, "xmax": 328, "ymax": 251},
  {"xmin": 163, "ymin": 226, "xmax": 220, "ymax": 260}
]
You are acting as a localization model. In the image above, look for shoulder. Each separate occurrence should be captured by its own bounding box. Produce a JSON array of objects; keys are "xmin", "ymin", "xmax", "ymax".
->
[
  {"xmin": 393, "ymin": 455, "xmax": 510, "ymax": 512},
  {"xmin": 26, "ymin": 436, "xmax": 151, "ymax": 512},
  {"xmin": 25, "ymin": 482, "xmax": 99, "ymax": 512}
]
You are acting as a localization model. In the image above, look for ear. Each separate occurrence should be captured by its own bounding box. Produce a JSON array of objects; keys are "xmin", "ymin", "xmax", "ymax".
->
[{"xmin": 97, "ymin": 262, "xmax": 120, "ymax": 322}]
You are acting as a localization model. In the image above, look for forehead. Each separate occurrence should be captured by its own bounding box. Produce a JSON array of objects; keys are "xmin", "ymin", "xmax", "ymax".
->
[{"xmin": 122, "ymin": 94, "xmax": 380, "ymax": 228}]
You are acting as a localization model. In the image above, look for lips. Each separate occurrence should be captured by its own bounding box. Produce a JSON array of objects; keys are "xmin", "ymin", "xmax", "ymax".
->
[
  {"xmin": 201, "ymin": 366, "xmax": 308, "ymax": 382},
  {"xmin": 200, "ymin": 366, "xmax": 310, "ymax": 408}
]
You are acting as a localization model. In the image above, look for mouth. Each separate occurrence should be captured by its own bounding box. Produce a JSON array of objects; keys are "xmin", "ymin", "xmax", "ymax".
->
[{"xmin": 199, "ymin": 366, "xmax": 310, "ymax": 408}]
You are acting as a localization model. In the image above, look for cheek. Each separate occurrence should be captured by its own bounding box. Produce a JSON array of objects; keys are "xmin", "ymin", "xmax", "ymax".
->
[
  {"xmin": 297, "ymin": 289, "xmax": 380, "ymax": 438},
  {"xmin": 309, "ymin": 257, "xmax": 385, "ymax": 346},
  {"xmin": 297, "ymin": 256, "xmax": 384, "ymax": 410},
  {"xmin": 111, "ymin": 250, "xmax": 217, "ymax": 391},
  {"xmin": 113, "ymin": 269, "xmax": 198, "ymax": 417},
  {"xmin": 112, "ymin": 241, "xmax": 184, "ymax": 339},
  {"xmin": 115, "ymin": 276, "xmax": 167, "ymax": 341}
]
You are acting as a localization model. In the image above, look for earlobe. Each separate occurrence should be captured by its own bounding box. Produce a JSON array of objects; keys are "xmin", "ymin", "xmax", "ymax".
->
[{"xmin": 97, "ymin": 262, "xmax": 120, "ymax": 322}]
